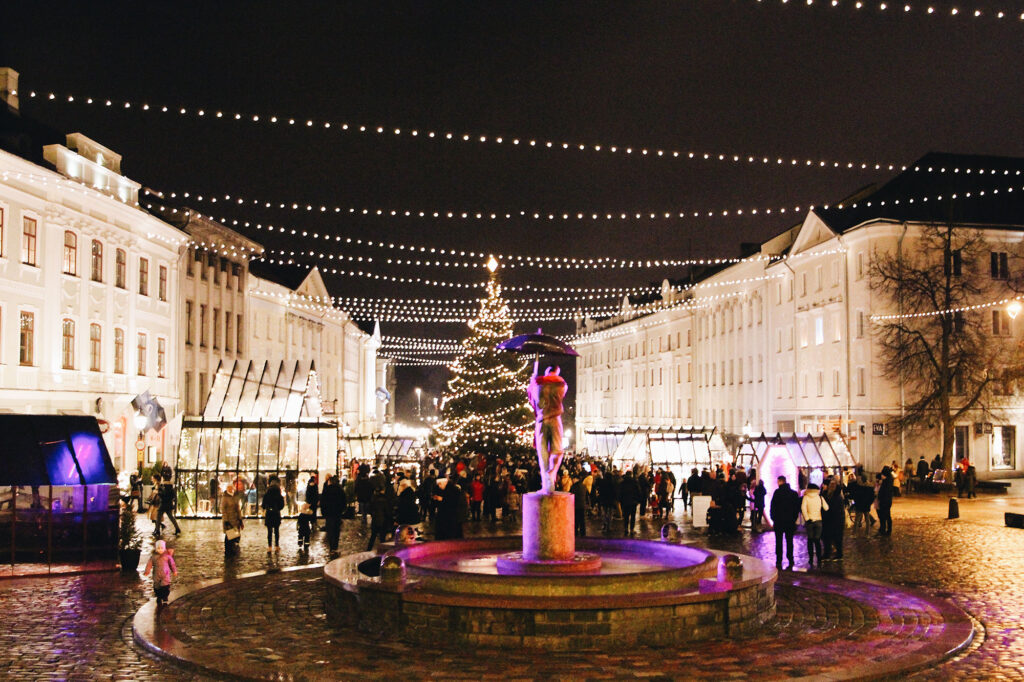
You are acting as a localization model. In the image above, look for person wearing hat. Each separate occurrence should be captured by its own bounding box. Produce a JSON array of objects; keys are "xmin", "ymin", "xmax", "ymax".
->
[{"xmin": 143, "ymin": 540, "xmax": 177, "ymax": 606}]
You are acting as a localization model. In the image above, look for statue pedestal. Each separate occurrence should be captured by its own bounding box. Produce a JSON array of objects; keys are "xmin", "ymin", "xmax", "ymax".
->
[
  {"xmin": 522, "ymin": 491, "xmax": 575, "ymax": 561},
  {"xmin": 495, "ymin": 492, "xmax": 602, "ymax": 574}
]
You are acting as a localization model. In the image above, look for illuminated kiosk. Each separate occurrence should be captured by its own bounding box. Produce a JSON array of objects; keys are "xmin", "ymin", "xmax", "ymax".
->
[{"xmin": 325, "ymin": 328, "xmax": 776, "ymax": 650}]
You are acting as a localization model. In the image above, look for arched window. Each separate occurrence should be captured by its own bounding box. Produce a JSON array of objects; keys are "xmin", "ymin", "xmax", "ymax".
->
[
  {"xmin": 63, "ymin": 231, "xmax": 77, "ymax": 276},
  {"xmin": 91, "ymin": 240, "xmax": 103, "ymax": 282}
]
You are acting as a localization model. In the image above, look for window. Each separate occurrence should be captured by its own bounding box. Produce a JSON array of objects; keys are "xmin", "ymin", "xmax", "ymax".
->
[
  {"xmin": 158, "ymin": 265, "xmax": 168, "ymax": 301},
  {"xmin": 758, "ymin": 354, "xmax": 763, "ymax": 382},
  {"xmin": 137, "ymin": 333, "xmax": 147, "ymax": 376},
  {"xmin": 213, "ymin": 308, "xmax": 220, "ymax": 348},
  {"xmin": 992, "ymin": 310, "xmax": 1011, "ymax": 336},
  {"xmin": 186, "ymin": 248, "xmax": 195, "ymax": 277},
  {"xmin": 200, "ymin": 304, "xmax": 208, "ymax": 347},
  {"xmin": 115, "ymin": 249, "xmax": 126, "ymax": 288},
  {"xmin": 833, "ymin": 313, "xmax": 842, "ymax": 342},
  {"xmin": 856, "ymin": 252, "xmax": 864, "ymax": 279},
  {"xmin": 89, "ymin": 323, "xmax": 101, "ymax": 371},
  {"xmin": 816, "ymin": 370, "xmax": 824, "ymax": 397},
  {"xmin": 0, "ymin": 206, "xmax": 4, "ymax": 256},
  {"xmin": 63, "ymin": 231, "xmax": 77, "ymax": 275},
  {"xmin": 801, "ymin": 272, "xmax": 807, "ymax": 297},
  {"xmin": 184, "ymin": 372, "xmax": 193, "ymax": 415},
  {"xmin": 237, "ymin": 313, "xmax": 243, "ymax": 352},
  {"xmin": 157, "ymin": 337, "xmax": 166, "ymax": 378},
  {"xmin": 857, "ymin": 311, "xmax": 865, "ymax": 338},
  {"xmin": 138, "ymin": 258, "xmax": 149, "ymax": 295},
  {"xmin": 833, "ymin": 369, "xmax": 841, "ymax": 396},
  {"xmin": 225, "ymin": 314, "xmax": 232, "ymax": 352},
  {"xmin": 991, "ymin": 251, "xmax": 1010, "ymax": 280},
  {"xmin": 799, "ymin": 320, "xmax": 808, "ymax": 348},
  {"xmin": 200, "ymin": 250, "xmax": 208, "ymax": 280},
  {"xmin": 816, "ymin": 265, "xmax": 823, "ymax": 291},
  {"xmin": 857, "ymin": 367, "xmax": 866, "ymax": 396},
  {"xmin": 953, "ymin": 311, "xmax": 966, "ymax": 334},
  {"xmin": 19, "ymin": 311, "xmax": 34, "ymax": 365},
  {"xmin": 815, "ymin": 316, "xmax": 825, "ymax": 345},
  {"xmin": 114, "ymin": 328, "xmax": 125, "ymax": 373},
  {"xmin": 22, "ymin": 216, "xmax": 37, "ymax": 266},
  {"xmin": 953, "ymin": 425, "xmax": 970, "ymax": 460},
  {"xmin": 91, "ymin": 240, "xmax": 103, "ymax": 282},
  {"xmin": 209, "ymin": 253, "xmax": 218, "ymax": 284},
  {"xmin": 199, "ymin": 372, "xmax": 208, "ymax": 412},
  {"xmin": 61, "ymin": 319, "xmax": 75, "ymax": 369},
  {"xmin": 946, "ymin": 249, "xmax": 963, "ymax": 277},
  {"xmin": 992, "ymin": 426, "xmax": 1015, "ymax": 470}
]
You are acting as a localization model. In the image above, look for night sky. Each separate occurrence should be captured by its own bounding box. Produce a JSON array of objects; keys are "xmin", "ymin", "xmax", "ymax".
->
[{"xmin": 3, "ymin": 1, "xmax": 1023, "ymax": 419}]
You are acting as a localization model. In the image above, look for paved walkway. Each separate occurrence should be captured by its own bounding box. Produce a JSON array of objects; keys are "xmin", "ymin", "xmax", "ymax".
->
[
  {"xmin": 0, "ymin": 492, "xmax": 1021, "ymax": 679},
  {"xmin": 133, "ymin": 565, "xmax": 973, "ymax": 680}
]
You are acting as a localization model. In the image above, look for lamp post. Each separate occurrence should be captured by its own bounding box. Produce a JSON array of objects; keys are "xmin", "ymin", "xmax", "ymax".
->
[
  {"xmin": 133, "ymin": 411, "xmax": 148, "ymax": 469},
  {"xmin": 415, "ymin": 387, "xmax": 422, "ymax": 419}
]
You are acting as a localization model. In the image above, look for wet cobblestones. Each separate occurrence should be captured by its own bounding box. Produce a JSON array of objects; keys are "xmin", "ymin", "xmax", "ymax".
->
[{"xmin": 0, "ymin": 495, "xmax": 1022, "ymax": 679}]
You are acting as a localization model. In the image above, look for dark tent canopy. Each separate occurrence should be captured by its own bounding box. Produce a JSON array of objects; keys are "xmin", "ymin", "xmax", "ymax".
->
[{"xmin": 0, "ymin": 415, "xmax": 117, "ymax": 486}]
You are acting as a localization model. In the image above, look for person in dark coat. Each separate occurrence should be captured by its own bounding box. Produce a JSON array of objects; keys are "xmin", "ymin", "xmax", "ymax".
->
[
  {"xmin": 305, "ymin": 474, "xmax": 320, "ymax": 528},
  {"xmin": 618, "ymin": 470, "xmax": 642, "ymax": 536},
  {"xmin": 769, "ymin": 476, "xmax": 801, "ymax": 569},
  {"xmin": 433, "ymin": 478, "xmax": 461, "ymax": 540},
  {"xmin": 261, "ymin": 476, "xmax": 285, "ymax": 552},
  {"xmin": 158, "ymin": 477, "xmax": 181, "ymax": 536},
  {"xmin": 354, "ymin": 470, "xmax": 373, "ymax": 520},
  {"xmin": 366, "ymin": 486, "xmax": 395, "ymax": 551},
  {"xmin": 570, "ymin": 474, "xmax": 587, "ymax": 537},
  {"xmin": 596, "ymin": 471, "xmax": 616, "ymax": 532},
  {"xmin": 209, "ymin": 473, "xmax": 220, "ymax": 515},
  {"xmin": 686, "ymin": 468, "xmax": 702, "ymax": 511},
  {"xmin": 418, "ymin": 469, "xmax": 437, "ymax": 521},
  {"xmin": 395, "ymin": 479, "xmax": 420, "ymax": 526},
  {"xmin": 319, "ymin": 475, "xmax": 346, "ymax": 552},
  {"xmin": 751, "ymin": 478, "xmax": 767, "ymax": 530},
  {"xmin": 876, "ymin": 467, "xmax": 895, "ymax": 536},
  {"xmin": 820, "ymin": 477, "xmax": 845, "ymax": 560}
]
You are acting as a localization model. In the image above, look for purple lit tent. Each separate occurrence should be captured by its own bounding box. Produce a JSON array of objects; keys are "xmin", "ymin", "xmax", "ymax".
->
[{"xmin": 0, "ymin": 415, "xmax": 119, "ymax": 576}]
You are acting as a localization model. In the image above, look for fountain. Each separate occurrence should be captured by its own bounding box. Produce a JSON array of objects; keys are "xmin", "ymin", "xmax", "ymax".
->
[{"xmin": 324, "ymin": 333, "xmax": 776, "ymax": 650}]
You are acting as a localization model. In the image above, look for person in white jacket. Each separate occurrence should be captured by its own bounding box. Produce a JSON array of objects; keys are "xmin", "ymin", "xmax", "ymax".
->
[{"xmin": 800, "ymin": 483, "xmax": 829, "ymax": 568}]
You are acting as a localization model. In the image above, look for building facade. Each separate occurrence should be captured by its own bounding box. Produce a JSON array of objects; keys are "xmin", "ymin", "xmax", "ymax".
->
[{"xmin": 577, "ymin": 154, "xmax": 1024, "ymax": 479}]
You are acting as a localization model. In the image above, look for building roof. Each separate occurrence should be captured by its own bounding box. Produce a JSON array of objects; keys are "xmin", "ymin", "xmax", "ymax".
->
[{"xmin": 815, "ymin": 152, "xmax": 1024, "ymax": 234}]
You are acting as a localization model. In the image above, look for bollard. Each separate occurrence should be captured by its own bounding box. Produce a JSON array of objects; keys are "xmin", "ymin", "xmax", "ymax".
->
[
  {"xmin": 379, "ymin": 554, "xmax": 406, "ymax": 587},
  {"xmin": 947, "ymin": 497, "xmax": 960, "ymax": 519}
]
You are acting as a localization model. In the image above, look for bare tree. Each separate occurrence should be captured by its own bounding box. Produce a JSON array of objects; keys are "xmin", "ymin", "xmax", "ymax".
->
[{"xmin": 870, "ymin": 222, "xmax": 1021, "ymax": 471}]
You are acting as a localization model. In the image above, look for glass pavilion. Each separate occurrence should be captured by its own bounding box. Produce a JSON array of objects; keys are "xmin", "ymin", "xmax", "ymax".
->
[
  {"xmin": 174, "ymin": 360, "xmax": 338, "ymax": 517},
  {"xmin": 585, "ymin": 426, "xmax": 731, "ymax": 488}
]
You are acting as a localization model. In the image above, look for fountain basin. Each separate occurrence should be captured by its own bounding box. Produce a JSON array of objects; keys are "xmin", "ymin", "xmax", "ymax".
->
[{"xmin": 325, "ymin": 536, "xmax": 776, "ymax": 650}]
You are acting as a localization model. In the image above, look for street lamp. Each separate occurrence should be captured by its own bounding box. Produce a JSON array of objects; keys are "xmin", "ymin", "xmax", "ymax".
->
[
  {"xmin": 133, "ymin": 411, "xmax": 148, "ymax": 468},
  {"xmin": 415, "ymin": 387, "xmax": 422, "ymax": 418}
]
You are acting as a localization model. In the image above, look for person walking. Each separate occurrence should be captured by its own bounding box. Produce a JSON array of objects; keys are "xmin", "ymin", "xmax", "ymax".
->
[
  {"xmin": 469, "ymin": 474, "xmax": 484, "ymax": 522},
  {"xmin": 261, "ymin": 475, "xmax": 285, "ymax": 553},
  {"xmin": 222, "ymin": 480, "xmax": 244, "ymax": 557},
  {"xmin": 320, "ymin": 475, "xmax": 346, "ymax": 554},
  {"xmin": 619, "ymin": 470, "xmax": 642, "ymax": 536},
  {"xmin": 366, "ymin": 486, "xmax": 395, "ymax": 551},
  {"xmin": 143, "ymin": 539, "xmax": 177, "ymax": 606},
  {"xmin": 770, "ymin": 476, "xmax": 801, "ymax": 570},
  {"xmin": 157, "ymin": 475, "xmax": 182, "ymax": 536},
  {"xmin": 800, "ymin": 483, "xmax": 827, "ymax": 568},
  {"xmin": 433, "ymin": 478, "xmax": 461, "ymax": 540},
  {"xmin": 876, "ymin": 467, "xmax": 895, "ymax": 536},
  {"xmin": 297, "ymin": 502, "xmax": 313, "ymax": 549}
]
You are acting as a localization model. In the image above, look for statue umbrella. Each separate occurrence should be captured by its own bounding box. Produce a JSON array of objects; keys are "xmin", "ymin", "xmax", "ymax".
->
[{"xmin": 495, "ymin": 330, "xmax": 579, "ymax": 358}]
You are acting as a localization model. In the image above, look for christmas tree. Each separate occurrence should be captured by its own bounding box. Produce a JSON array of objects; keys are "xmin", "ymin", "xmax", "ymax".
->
[{"xmin": 436, "ymin": 257, "xmax": 533, "ymax": 457}]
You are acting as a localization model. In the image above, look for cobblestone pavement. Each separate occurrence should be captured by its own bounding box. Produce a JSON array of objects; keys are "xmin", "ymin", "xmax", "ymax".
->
[
  {"xmin": 136, "ymin": 565, "xmax": 972, "ymax": 680},
  {"xmin": 0, "ymin": 493, "xmax": 1022, "ymax": 680}
]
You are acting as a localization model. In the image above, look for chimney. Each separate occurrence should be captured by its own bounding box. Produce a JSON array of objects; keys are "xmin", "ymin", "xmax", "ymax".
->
[{"xmin": 0, "ymin": 68, "xmax": 19, "ymax": 113}]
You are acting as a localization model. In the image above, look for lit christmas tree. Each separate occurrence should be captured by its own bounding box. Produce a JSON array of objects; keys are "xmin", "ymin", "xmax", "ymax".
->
[{"xmin": 436, "ymin": 256, "xmax": 533, "ymax": 457}]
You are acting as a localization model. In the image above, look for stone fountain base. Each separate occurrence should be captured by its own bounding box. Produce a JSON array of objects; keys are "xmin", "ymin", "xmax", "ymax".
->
[{"xmin": 324, "ymin": 536, "xmax": 776, "ymax": 651}]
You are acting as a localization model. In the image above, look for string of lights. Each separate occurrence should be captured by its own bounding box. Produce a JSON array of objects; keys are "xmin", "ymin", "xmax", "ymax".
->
[
  {"xmin": 870, "ymin": 294, "xmax": 1024, "ymax": 321},
  {"xmin": 27, "ymin": 89, "xmax": 909, "ymax": 171},
  {"xmin": 745, "ymin": 0, "xmax": 1024, "ymax": 22}
]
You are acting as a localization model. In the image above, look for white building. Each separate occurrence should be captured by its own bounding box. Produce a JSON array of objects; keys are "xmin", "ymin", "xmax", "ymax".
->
[
  {"xmin": 246, "ymin": 265, "xmax": 384, "ymax": 435},
  {"xmin": 577, "ymin": 153, "xmax": 1024, "ymax": 479},
  {"xmin": 0, "ymin": 69, "xmax": 187, "ymax": 471}
]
